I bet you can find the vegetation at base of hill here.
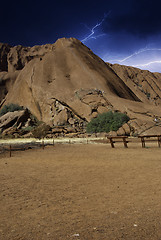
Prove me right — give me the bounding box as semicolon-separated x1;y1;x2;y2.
0;103;24;117
22;126;34;132
86;111;130;133
31;122;51;139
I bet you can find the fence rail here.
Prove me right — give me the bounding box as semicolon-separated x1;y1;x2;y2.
1;135;161;157
107;135;161;148
0;141;54;157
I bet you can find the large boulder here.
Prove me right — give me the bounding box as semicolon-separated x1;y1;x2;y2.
53;109;68;126
0;109;39;138
122;123;131;136
0;109;30;131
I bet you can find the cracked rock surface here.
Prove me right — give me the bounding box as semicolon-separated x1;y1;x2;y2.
1;38;161;136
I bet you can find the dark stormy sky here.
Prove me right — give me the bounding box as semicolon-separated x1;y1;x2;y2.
1;0;161;72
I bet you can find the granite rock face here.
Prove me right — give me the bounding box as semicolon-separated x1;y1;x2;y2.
1;38;161;136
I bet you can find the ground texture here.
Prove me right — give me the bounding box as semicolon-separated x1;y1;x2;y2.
0;144;161;240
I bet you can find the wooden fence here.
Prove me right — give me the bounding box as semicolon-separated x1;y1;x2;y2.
1;135;161;157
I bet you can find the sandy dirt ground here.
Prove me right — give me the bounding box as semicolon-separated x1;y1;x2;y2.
1;143;161;240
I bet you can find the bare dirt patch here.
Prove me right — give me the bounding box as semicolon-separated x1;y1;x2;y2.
0;144;161;240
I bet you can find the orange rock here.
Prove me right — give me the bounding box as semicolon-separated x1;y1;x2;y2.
1;38;161;135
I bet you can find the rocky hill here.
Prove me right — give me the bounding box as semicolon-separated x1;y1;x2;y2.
1;38;161;137
107;63;161;106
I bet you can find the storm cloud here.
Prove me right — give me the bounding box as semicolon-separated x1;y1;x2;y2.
102;0;161;37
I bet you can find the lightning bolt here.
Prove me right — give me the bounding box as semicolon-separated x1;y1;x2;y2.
106;47;161;71
81;13;110;43
133;60;161;67
110;48;161;63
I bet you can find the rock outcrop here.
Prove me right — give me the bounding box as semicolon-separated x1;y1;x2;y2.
0;42;54;73
106;63;161;135
0;43;11;72
0;109;38;137
1;37;161;136
1;38;140;123
107;63;161;106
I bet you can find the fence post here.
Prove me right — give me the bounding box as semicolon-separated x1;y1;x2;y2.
158;136;161;148
42;139;45;149
9;145;12;157
123;137;128;148
53;138;55;146
109;137;115;148
141;137;145;148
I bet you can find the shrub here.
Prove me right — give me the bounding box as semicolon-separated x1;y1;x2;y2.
86;111;130;133
32;122;51;139
22;126;35;132
0;103;24;117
